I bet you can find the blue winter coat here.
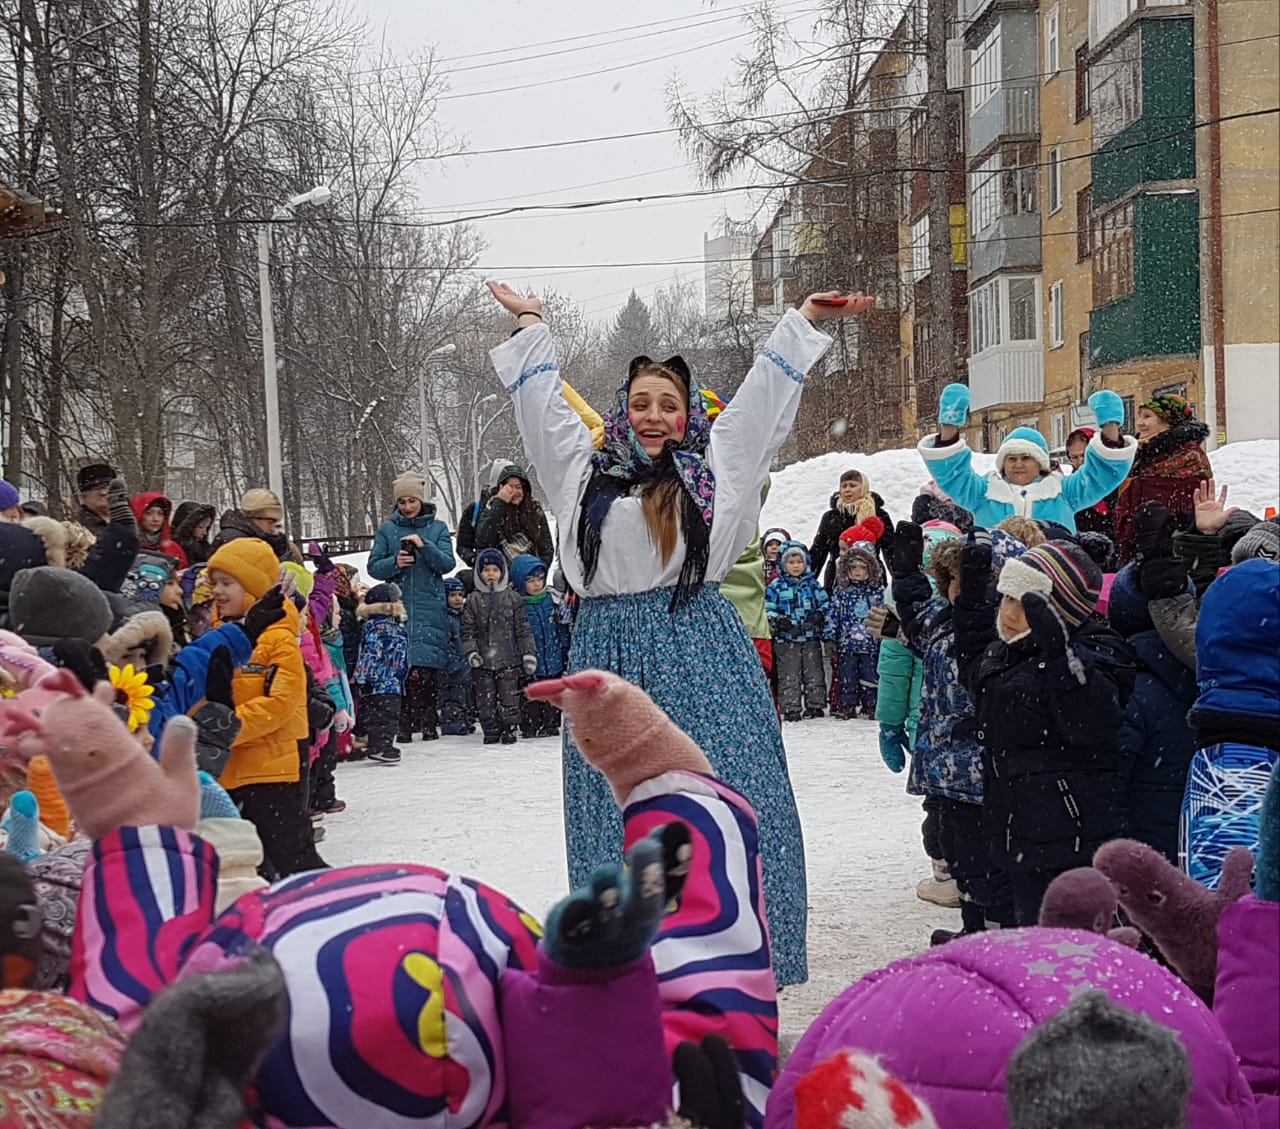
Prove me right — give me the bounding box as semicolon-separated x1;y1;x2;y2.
918;431;1136;532
508;552;567;678
148;622;254;738
825;582;885;654
1118;630;1198;863
765;543;830;643
367;506;457;669
353;612;409;696
901;595;985;804
443;609;468;675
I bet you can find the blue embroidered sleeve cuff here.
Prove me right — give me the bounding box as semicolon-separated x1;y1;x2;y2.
761;347;807;385
506;360;558;395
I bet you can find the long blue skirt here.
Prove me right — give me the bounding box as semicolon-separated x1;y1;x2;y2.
563;583;809;986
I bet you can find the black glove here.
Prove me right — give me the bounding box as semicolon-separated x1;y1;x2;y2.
1133;500;1177;563
308;688;336;734
774;615;794;635
674;1035;744;1129
107;477;137;532
1021;591;1070;658
191;701;241;777
958;529;993;607
891;521;924;580
1138;556;1190;601
242;586;287;644
803;611;824;632
205;645;235;708
51;637;108;692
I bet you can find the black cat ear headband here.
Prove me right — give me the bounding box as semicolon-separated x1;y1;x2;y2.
627;354;692;387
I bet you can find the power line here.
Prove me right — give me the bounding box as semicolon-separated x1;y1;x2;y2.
69;105;1274;233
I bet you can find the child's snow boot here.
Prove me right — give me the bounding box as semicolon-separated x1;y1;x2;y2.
916;859;962;908
500;731;517;745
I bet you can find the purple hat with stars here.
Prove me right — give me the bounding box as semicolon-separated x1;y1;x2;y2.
765;927;1254;1129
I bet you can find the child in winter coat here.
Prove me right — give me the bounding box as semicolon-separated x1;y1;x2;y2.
825;540;884;718
461;549;536;745
205;537;326;877
438;577;474;736
761;527;789;588
510;553;569;738
765;541;829;721
353;582;409;766
956;538;1135;925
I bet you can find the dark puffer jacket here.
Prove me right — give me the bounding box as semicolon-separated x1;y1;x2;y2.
1117;629;1198;863
473;464;554;567
809;491;893;591
959;615;1136;871
173;501;217;566
213;508;294;562
460;550;535;672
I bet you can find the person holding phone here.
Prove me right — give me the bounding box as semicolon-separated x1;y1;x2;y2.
485;281;874;987
367;472;457;744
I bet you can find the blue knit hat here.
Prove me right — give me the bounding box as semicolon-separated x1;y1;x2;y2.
443;576;465;595
1107;564;1152;638
996;427;1051;474
0;480;19;511
365;581;401;606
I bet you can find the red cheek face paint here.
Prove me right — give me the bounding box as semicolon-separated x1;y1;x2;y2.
676;416;686;434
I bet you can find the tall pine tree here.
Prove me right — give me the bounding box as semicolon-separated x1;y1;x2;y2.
607;290;653;370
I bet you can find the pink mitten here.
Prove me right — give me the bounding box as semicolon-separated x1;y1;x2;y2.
526;670;711;803
23;681;200;839
1093;839;1254;1003
1040;867;1141;948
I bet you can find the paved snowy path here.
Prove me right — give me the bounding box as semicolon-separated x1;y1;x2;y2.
321;715;939;1038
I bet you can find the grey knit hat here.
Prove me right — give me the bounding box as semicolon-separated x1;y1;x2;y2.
1231;517;1280;565
1006;990;1192;1129
8;566;113;646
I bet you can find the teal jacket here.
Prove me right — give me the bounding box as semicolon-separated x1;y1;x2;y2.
875;637;923;747
368;506;457;669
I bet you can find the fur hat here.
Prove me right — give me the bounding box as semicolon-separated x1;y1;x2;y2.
0;523;46;591
1231;517;1279;564
101;608;174;668
76;463;116;494
207;537;280;602
995;427;1052;474
839;514;885;550
1006;990;1192;1129
8;568;113;646
998;541;1102;628
392;471;427;503
838;542;882;586
995;514;1047;549
0;481;18;512
364;581;401;606
238;487;284;522
20;516;94;571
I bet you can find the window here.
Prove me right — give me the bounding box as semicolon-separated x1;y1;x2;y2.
1049;280;1065;348
970;143;1038;236
909;214;931;281
1008;277;1039;341
1121;394;1136;435
1044;6;1060;78
1093;198;1135;305
1076;184;1093;260
968;275;1041;356
752;243;773;283
1047;147;1063;214
1052;411;1067;450
909;108;927;163
971;24;1002;110
1092;29;1142;146
914;319;936;381
901;354;915;402
1074;42;1091;120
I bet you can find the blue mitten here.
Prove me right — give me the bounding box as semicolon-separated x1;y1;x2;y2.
198;771;241;821
938;383;971;427
3;791;42;863
878;725;909;773
1088;389;1125;427
543;822;692;969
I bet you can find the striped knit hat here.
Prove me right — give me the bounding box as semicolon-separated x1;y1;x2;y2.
997;541;1102;627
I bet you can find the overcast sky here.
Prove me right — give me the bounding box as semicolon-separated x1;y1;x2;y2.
354;0;802;321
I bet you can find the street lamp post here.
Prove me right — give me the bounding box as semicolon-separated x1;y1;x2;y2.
258;184;332;502
419;342;456;476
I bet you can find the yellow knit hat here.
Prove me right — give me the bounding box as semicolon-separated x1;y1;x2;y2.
207;538;279;601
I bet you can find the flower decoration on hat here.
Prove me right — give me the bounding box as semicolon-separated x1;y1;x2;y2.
108;664;156;732
1141;393;1193;426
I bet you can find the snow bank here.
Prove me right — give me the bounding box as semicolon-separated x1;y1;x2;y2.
761;438;1278;538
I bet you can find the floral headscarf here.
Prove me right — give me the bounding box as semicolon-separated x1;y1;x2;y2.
578;355;716;611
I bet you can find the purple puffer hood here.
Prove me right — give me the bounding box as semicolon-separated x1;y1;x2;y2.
766;927;1259;1129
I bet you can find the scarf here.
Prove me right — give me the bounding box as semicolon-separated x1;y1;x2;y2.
1126;419;1211;482
577;355;715;612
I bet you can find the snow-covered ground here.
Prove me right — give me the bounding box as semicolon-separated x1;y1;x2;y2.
320;716;938;1039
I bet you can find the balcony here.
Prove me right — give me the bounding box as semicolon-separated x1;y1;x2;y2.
970;212;1042;281
967;344;1045;410
970;83;1039;157
962;0;1037;34
1090;0;1185;50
